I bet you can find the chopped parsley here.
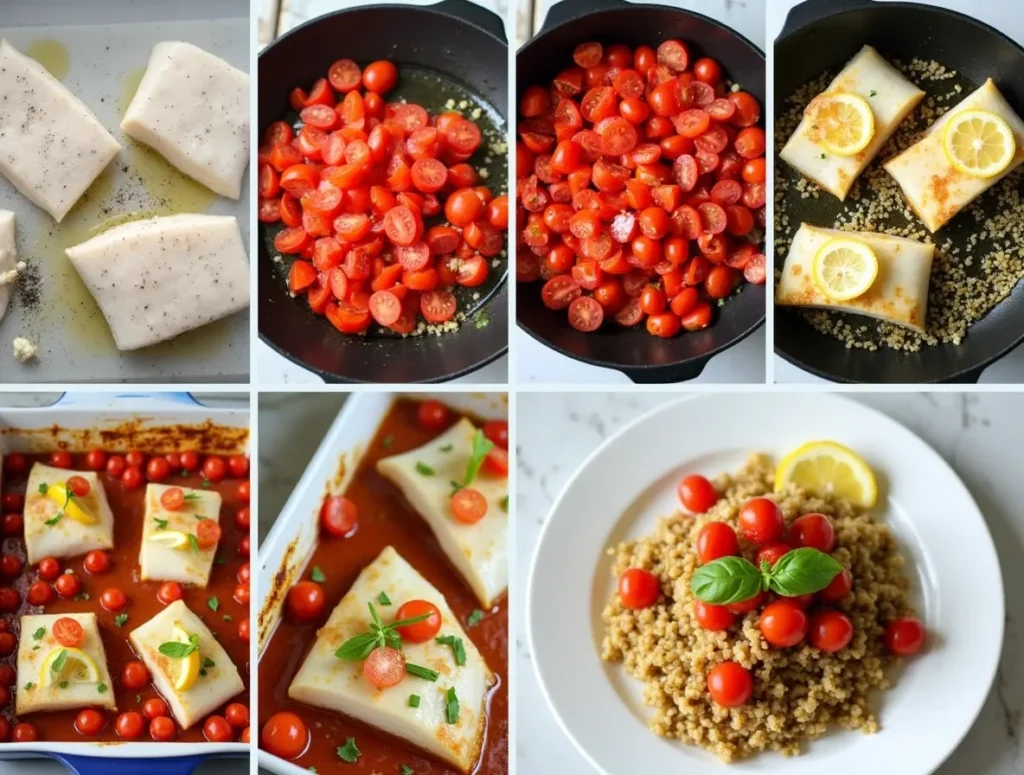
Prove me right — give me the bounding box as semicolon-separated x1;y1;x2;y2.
381;434;394;449
184;492;200;501
870;89;877;97
406;663;439;682
377;591;391;606
44;513;63;526
32;627;45;641
445;687;460;724
114;614;128;627
401;766;414;775
500;494;508;512
408;694;420;708
154;518;169;530
38;483;48;494
436;635;466;666
466;609;484;627
415;461;435;476
207;596;220;612
23;682;34;691
450;480;463;495
98;683;108;694
59;681;69;689
439;444;453;453
311;566;326;583
336;737;361;763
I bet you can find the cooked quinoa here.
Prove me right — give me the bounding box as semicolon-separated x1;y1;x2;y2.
774;59;1024;352
601;455;915;761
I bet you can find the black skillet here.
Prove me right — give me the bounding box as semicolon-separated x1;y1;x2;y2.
258;1;508;384
775;0;1024;384
516;0;766;384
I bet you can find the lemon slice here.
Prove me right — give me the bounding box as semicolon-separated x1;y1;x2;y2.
39;647;100;687
775;441;877;508
812;92;875;156
149;530;190;550
171;625;201;692
44;483;96;525
942;109;1016;178
812;238;879;301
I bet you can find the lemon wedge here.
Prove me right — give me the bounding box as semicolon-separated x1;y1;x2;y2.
149;530;191;550
39;647;100;687
943;109;1016;178
775;441;878;508
812;238;879;301
44;483;96;525
811;92;875;156
170;625;201;692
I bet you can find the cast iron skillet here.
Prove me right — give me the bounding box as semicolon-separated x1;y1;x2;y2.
775;0;1024;383
258;1;508;383
516;0;766;383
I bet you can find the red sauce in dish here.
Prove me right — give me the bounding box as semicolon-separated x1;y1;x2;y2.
0;450;250;743
258;399;508;773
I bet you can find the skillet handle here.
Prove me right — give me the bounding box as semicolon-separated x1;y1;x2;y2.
779;0;877;38
942;368;984;385
620;356;711;384
539;0;629;34
433;0;507;42
52;754;208;775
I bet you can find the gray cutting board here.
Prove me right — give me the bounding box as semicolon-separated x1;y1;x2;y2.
0;0;250;383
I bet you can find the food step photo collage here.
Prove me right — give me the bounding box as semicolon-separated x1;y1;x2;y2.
0;0;1022;774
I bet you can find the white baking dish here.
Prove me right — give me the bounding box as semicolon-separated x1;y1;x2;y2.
0;392;250;775
257;391;507;775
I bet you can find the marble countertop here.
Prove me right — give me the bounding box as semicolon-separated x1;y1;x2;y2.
515;391;1024;773
256;0;509;385
516;0;767;384
772;0;1024;384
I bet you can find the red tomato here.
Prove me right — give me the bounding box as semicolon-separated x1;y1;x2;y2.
725;589;766;615
261;713;308;760
707;661;752;707
146;457;171;483
0;633;14;655
26;580;54;606
49;450;72;468
160;487;185;511
417;399;449;430
394;600;443;643
121;661;150;691
678;474;718;513
451;488;488;524
65;475;90;498
287;581;325;622
483;420;509;449
144;698;171;720
3;453;27;474
225;703;249;729
83;550;110;575
149;716;176;742
181;451;200;472
885;616;926;656
810;609;854;652
755;542;791;570
204;715;234;743
121;465;144;490
54;617;84;646
11;723;38;742
195;519;222;550
116;712;145;740
738;497;785;545
157;582;184;606
696;521;739;564
202;456;227;483
228;454;250;478
759;600;808;647
100;588;127;613
235;506;251;531
483;446;509;477
363;60;398;93
0;555;21;577
75;709;105;736
788;513;836;553
363;646;406;689
38;557;61;581
618;568;660;609
694;600;735;631
818;567;852;603
54;574;80;599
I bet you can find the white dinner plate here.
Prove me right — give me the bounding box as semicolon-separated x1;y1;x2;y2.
527;393;1003;775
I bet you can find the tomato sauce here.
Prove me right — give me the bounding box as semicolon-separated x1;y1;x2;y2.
0;450;250;743
259;399;508;774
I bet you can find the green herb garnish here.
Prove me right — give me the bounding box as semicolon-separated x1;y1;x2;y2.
311;566;326;583
114;614;128;627
207;597;220;612
401;766;414;775
439;444;453;453
445;687;460;724
415;461;435;476
23;682;34;691
406;663;439;682
50;649;68;675
690;548;843;604
408;695;420;708
38;483;48;494
500;495;508;512
870;89;877;97
98;683;108;694
188;533;200;554
334;603;431;661
378;591;391;606
382;435;394;449
467;609;484;627
154;518;169;530
59;681;69;689
32;627;45;641
158;634;200;659
45;513;63;526
435;635;466;666
337;738;361;763
463;430;494;486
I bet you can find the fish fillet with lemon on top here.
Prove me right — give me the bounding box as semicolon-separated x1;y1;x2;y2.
884;78;1024;232
775;223;935;333
780;45;925;200
23;464;115;565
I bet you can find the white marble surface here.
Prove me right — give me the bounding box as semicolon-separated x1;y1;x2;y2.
516;0;767;385
257;0;509;385
771;0;1024;384
0;390;249;775
515;391;1024;774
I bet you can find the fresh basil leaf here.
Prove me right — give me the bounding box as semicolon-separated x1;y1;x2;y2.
50;649;68;674
334;632;380;661
32;627;45;641
207;597;220;612
767;548;843;597
158;635;200;659
464;430;495;486
689;556;764;604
